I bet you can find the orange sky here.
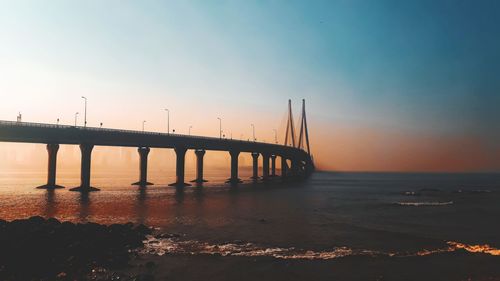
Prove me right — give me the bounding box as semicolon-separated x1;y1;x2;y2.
1;119;499;173
1;1;499;173
311;124;500;172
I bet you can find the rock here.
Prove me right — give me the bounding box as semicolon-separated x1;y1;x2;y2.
28;215;45;224
0;217;149;280
47;217;61;225
135;224;152;235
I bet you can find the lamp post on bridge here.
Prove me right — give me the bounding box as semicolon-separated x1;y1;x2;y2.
81;96;87;127
74;112;79;126
142;120;146;132
164;108;169;135
189;125;192;136
251;124;256;142
217;117;222;139
273;129;278;144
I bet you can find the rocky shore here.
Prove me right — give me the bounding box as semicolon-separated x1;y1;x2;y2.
0;216;151;280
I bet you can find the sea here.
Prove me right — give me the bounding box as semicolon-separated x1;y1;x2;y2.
1;169;499;280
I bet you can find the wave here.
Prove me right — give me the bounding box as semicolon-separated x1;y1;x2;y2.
454;189;492;194
403;191;419;196
140;236;500;260
396;201;453;206
140;236;377;259
418;188;441;192
447;241;500;256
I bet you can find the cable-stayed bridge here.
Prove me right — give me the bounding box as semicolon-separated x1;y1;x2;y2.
0;100;314;191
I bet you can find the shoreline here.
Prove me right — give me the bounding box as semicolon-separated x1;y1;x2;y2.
1;217;500;280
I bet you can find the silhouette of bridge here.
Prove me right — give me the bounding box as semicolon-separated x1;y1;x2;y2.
0;100;314;191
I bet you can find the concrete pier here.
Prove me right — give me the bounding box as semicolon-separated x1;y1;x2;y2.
270;154;277;177
169;147;191;187
191;149;207;183
291;158;300;177
262;153;270;180
281;157;288;179
251;152;259;180
70;144;99;192
227;150;242;184
132;147;153;187
36;143;64;189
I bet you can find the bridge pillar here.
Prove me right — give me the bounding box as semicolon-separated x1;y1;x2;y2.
132;147;153;187
70;144;99;192
37;144;64;189
291;158;300;177
226;150;242;184
262;153;270;180
281;156;288;179
191;149;207;183
169;147;191;187
251;152;259;180
270;154;277;177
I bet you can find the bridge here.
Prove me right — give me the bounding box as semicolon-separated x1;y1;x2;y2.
0;100;314;192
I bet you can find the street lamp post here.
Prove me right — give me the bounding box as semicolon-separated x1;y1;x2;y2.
81;96;87;127
217;117;222;139
74;112;79;126
251;124;256;141
189;125;192;136
273;129;278;144
142;120;146;132
164;109;169;135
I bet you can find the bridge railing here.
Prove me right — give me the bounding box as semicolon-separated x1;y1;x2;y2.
0;120;287;147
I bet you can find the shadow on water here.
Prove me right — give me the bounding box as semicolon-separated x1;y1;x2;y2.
174;187;185;204
78;192;90;222
136;187;148;225
43;189;56;218
193;186;205;203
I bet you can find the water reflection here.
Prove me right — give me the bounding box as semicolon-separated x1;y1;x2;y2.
174;187;185;204
2;172;499;261
135;187;148;225
43;190;56;218
193;187;205;203
78;192;90;222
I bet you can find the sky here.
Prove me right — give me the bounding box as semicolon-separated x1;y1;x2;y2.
0;0;499;172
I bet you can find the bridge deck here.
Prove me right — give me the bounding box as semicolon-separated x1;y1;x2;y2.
0;120;307;158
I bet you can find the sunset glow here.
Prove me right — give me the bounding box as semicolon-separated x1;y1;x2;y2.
1;0;499;172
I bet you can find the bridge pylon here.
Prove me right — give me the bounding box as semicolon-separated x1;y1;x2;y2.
297;99;311;155
284;99;296;147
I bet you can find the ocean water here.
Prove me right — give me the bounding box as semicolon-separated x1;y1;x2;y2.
1;170;499;279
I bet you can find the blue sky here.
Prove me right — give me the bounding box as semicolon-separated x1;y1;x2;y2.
1;0;499;171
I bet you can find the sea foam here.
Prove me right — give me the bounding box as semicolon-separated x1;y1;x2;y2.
140;235;500;260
